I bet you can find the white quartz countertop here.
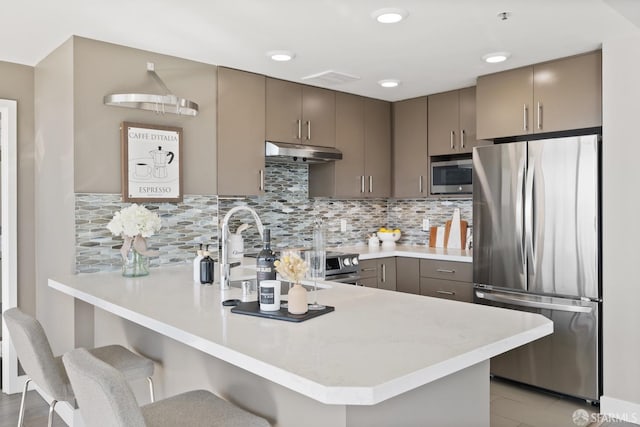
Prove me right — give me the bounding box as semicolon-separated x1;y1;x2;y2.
334;244;472;262
49;264;550;405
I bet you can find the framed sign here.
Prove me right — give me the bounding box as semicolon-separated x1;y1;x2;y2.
121;122;183;203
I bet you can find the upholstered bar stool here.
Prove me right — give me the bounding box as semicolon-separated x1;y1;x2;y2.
3;308;155;427
63;347;271;427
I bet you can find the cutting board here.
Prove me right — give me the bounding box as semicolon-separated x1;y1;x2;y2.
429;220;468;248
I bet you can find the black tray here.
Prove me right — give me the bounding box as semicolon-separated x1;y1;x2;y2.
231;301;334;323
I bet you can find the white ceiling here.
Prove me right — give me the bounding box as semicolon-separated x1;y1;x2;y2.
2;0;638;101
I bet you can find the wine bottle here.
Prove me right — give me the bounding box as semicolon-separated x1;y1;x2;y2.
256;229;276;296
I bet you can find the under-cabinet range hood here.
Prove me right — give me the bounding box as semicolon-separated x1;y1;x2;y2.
265;141;342;163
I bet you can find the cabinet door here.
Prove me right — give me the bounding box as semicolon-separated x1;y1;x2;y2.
476;67;534;140
302;86;336;147
364;99;391;197
396;257;420;294
419;259;472;282
428;90;460;156
266;78;302;144
419;277;473;303
533;51;602;133
458;86;482;154
378;257;397;291
217;68;266;196
333;93;365;197
393;97;428;198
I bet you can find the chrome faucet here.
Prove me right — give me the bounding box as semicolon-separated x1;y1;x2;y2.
220;206;264;290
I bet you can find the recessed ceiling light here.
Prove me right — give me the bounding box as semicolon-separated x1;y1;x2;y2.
482;52;511;63
378;79;400;88
371;8;408;24
267;50;295;62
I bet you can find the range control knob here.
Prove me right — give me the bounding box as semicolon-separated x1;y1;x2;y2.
352;257;359;265
343;257;351;266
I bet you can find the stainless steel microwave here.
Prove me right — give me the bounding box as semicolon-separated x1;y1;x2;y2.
430;158;473;195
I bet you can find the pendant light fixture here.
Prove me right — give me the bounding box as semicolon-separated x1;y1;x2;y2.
103;62;199;116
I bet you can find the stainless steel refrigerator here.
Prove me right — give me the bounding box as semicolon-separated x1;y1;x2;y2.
473;134;601;402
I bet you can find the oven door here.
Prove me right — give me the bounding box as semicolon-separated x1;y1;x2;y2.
431;158;473;194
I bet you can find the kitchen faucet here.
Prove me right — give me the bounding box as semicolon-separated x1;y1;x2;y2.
220;206;264;290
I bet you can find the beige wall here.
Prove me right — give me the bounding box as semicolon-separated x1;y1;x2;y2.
602;32;640;412
0;61;36;316
34;39;77;354
72;37;217;195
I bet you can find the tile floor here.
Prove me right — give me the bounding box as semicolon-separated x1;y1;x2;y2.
491;378;637;427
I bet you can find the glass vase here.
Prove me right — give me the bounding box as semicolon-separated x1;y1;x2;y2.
122;246;150;277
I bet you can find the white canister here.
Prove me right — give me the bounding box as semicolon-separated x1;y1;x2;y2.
229;234;244;260
259;280;281;311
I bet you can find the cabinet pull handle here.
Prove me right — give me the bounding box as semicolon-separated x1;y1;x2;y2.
361;176;365;193
436;290;455;296
361;267;376;272
450;131;455;149
419;175;423;193
537;102;542;130
381;264;386;282
460;129;465;149
297;119;302;139
523;104;528;131
369;176;373;193
259;169;264;191
436;268;455;274
306;120;311;140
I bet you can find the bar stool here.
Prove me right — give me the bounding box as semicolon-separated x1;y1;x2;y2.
3;308;155;427
63;347;271;426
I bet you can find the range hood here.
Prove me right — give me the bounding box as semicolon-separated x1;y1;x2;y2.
265;141;342;163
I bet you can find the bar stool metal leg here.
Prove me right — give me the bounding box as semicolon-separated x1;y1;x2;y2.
147;377;155;402
47;400;58;427
17;377;31;427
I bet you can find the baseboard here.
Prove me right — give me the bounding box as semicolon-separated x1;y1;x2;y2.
600;395;640;425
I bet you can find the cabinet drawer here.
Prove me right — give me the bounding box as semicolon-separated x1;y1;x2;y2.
359;259;378;279
419;277;473;303
419;259;472;282
358;277;378;288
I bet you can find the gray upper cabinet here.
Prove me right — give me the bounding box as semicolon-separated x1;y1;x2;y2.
477;51;601;140
364;98;391;198
265;78;335;147
217;67;266;196
428;87;479;156
392;97;428;198
309;93;390;198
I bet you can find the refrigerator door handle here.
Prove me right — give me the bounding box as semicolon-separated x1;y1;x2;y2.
475;290;593;313
516;158;526;268
525;154;535;274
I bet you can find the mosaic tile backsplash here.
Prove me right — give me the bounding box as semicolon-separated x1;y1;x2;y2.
76;162;471;272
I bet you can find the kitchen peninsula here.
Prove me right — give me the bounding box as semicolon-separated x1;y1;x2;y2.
49;263;551;427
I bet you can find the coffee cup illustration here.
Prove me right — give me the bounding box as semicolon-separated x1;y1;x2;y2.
135;163;152;178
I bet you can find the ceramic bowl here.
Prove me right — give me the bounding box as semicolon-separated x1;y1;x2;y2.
378;231;401;244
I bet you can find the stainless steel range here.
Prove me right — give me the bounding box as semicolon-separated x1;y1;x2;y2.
324;251;360;284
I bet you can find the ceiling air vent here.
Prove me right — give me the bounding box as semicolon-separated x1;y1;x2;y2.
301;70;360;86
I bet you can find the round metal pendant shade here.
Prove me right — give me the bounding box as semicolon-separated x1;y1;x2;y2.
103;93;198;116
103;62;199;116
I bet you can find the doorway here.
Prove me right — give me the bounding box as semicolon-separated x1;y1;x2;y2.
0;99;19;393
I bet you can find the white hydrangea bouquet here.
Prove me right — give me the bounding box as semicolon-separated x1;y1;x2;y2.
107;204;162;275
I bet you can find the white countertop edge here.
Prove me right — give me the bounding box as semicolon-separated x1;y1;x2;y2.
337;245;472;263
49;277;550;406
358;250;472;262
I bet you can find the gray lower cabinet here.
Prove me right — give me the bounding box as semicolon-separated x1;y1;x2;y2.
358;258;396;291
396;257;420;294
419;259;473;303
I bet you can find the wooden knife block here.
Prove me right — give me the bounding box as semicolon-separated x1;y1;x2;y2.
429;220;468;248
